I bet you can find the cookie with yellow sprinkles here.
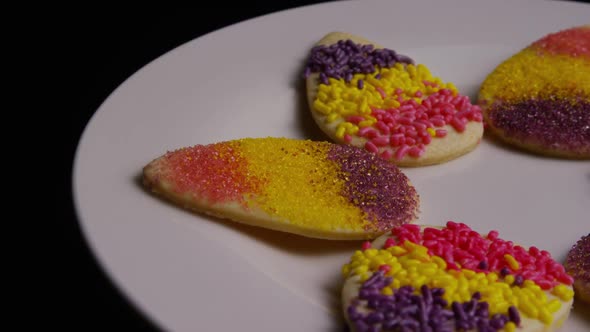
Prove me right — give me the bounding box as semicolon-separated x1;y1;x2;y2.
303;32;484;167
341;222;575;331
143;137;419;240
478;25;590;159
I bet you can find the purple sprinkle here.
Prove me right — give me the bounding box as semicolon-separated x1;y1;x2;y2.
514;275;524;286
490;314;507;329
375;73;381;79
508;306;521;326
478;260;489;270
327;144;418;232
472;292;482;301
500;267;511;276
303;39;414;83
358;79;364;89
366;311;384;324
489;99;590;156
355;319;370;332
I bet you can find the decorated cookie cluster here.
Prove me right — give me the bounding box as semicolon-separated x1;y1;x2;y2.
342;222;574;331
304;39;483;161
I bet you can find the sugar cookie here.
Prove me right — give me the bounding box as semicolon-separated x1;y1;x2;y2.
478;25;590;159
143;137;419;240
341;222;574;331
304;32;484;167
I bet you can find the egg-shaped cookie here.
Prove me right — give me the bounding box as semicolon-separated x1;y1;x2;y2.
143;137;419;240
478;25;590;159
304;32;484;167
341;222;575;331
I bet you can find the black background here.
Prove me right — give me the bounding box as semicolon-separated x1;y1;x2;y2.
57;2;337;331
58;1;588;331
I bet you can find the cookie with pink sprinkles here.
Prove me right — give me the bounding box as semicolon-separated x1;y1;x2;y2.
143;137;419;240
303;32;484;167
341;222;575;332
478;25;590;159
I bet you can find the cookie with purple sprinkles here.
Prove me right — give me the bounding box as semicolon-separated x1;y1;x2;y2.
478;25;590;159
304;32;484;167
565;234;590;304
341;222;575;331
143;137;419;240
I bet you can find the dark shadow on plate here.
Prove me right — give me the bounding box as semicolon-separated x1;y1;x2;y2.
322;270;351;332
135;173;363;256
291;51;332;142
572;298;590;325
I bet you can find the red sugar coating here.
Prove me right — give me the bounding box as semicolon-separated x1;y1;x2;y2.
531;26;590;58
161;143;263;204
389;222;573;289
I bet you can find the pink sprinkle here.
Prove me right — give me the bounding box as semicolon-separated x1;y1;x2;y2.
379;264;392;273
408;146;425;157
395;88;403;95
406;129;418;138
365;141;379;153
435;129;447;138
413;122;427;131
390;135;404;147
362;241;372;250
431;118;445;127
414;90;423;98
405;137;416;145
384;237;396;248
376;87;387;99
450;117;466;132
422;133;432;144
343;134;352;143
487;230;499;240
416;119;434;128
394;144;410;160
375;121;390;135
358;127;373;137
366;129;378;139
380;149;393;160
372;136;390;147
399;104;414;112
455;109;473;119
398;117;412;125
346;115;365;124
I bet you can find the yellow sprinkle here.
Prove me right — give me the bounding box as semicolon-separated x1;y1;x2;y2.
504;254;520;270
358;120;374;127
426;127;436;137
505;322;516;332
552;284;574;301
313;100;331;114
354;265;368;275
382;286;393;296
431;256;447;270
520;301;539;318
389;245;407;256
547;299;561;313
505;274;515;285
335;125;346;139
539;307;553;325
326;113;339;123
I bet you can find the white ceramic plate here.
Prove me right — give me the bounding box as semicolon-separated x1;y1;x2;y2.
73;0;590;331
